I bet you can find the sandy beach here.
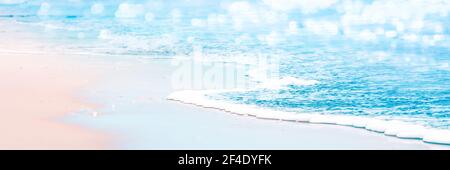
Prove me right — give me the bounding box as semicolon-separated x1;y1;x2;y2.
1;20;449;150
0;23;108;149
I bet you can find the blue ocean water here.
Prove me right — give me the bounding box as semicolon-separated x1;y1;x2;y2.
1;0;450;129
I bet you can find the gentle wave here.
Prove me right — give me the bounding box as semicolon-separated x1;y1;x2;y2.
167;90;450;145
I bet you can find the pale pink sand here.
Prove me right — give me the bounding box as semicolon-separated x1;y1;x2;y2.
0;24;109;149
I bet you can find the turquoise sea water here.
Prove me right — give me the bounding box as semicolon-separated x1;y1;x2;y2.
1;0;450;130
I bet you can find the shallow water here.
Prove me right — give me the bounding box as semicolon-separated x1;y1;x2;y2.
2;0;450;130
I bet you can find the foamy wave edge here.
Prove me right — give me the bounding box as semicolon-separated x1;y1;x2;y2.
167;90;450;145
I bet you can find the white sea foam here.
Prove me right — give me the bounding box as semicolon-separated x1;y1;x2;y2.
351;117;370;128
167;90;450;145
424;130;450;145
309;115;338;124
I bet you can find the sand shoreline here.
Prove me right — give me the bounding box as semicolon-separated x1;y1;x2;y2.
0;22;109;149
2;20;449;150
65;57;449;150
167;90;450;146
